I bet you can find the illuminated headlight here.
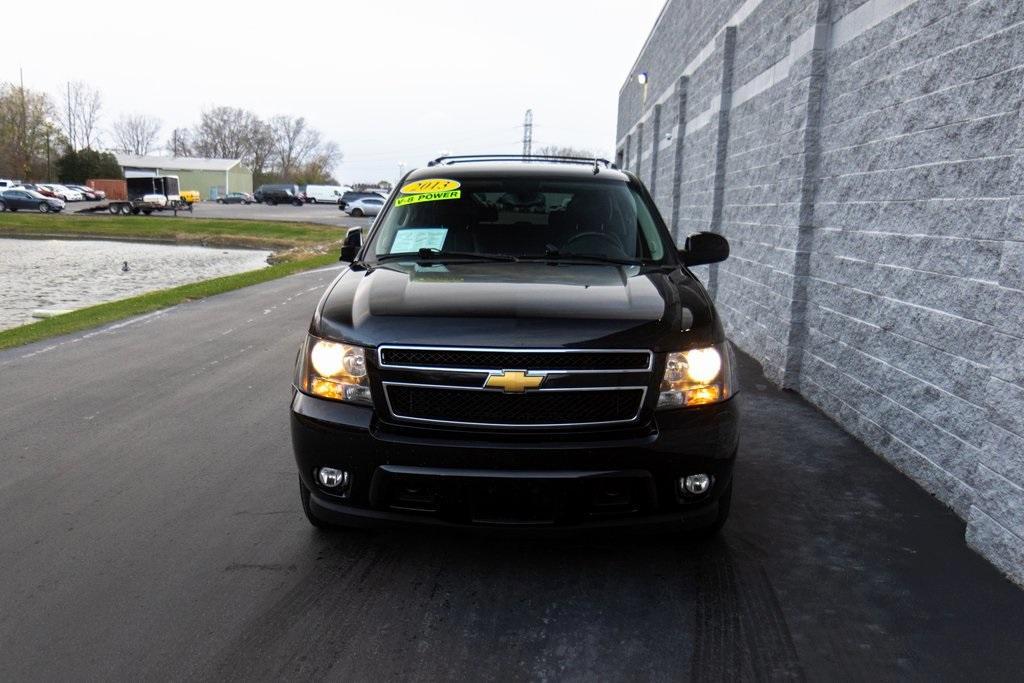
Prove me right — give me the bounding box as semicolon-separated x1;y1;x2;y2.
297;334;372;404
658;342;736;409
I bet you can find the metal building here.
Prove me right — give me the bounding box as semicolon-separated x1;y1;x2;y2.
113;154;253;200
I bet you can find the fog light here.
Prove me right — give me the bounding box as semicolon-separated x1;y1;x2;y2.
682;474;712;495
317;467;349;488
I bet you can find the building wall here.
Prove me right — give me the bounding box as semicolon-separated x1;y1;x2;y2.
617;0;1024;584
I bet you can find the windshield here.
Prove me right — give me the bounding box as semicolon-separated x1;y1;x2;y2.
366;178;671;264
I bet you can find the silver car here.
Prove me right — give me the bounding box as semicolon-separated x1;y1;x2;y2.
344;196;385;217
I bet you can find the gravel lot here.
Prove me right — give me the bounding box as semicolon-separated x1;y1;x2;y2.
68;200;374;229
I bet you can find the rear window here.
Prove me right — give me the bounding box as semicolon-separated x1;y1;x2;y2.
368;178;669;263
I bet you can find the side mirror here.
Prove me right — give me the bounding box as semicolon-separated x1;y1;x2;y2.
340;226;362;262
680;232;729;266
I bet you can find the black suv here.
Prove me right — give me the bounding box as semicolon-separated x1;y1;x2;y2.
291;155;738;535
254;184;304;206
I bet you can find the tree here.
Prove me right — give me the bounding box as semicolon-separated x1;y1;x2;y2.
56;148;123;183
111;114;161;155
166;128;192;156
270;115;342;182
56;81;102;151
191;106;262;159
533;145;602;159
0;83;60;179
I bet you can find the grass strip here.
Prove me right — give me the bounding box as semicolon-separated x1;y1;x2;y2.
0;253;339;351
0;213;346;250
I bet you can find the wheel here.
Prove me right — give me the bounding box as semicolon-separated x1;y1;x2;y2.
350;208;364;217
293;199;303;206
108;204;119;215
0;200;6;212
120;204;132;215
309;197;317;204
299;477;334;530
217;198;224;204
38;202;49;213
268;199;277;206
142;209;152;215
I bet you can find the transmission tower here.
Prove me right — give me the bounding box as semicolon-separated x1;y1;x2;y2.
522;109;533;157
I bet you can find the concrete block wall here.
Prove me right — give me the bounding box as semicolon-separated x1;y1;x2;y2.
617;0;1024;585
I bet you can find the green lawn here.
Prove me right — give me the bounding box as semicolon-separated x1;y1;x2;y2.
0;253;339;351
0;213;345;251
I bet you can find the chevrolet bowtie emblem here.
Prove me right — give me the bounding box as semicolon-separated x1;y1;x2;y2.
484;370;545;393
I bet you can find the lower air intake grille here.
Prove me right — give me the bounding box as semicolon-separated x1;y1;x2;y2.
385;385;645;427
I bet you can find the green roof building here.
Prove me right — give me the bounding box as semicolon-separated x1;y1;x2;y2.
114;154;253;201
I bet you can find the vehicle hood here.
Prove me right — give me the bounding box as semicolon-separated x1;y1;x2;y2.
315;262;722;351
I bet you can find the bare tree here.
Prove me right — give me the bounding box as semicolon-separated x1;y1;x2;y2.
269;115;342;180
533;145;602;159
166;127;192;156
0;83;58;178
191;106;262;159
56;81;102;151
111;114;162;155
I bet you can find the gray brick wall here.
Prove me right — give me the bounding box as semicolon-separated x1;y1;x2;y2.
617;0;1024;585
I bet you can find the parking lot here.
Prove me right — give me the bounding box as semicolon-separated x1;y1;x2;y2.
68;200;374;229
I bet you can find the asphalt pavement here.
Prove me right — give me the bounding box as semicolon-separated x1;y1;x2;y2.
1;266;1023;680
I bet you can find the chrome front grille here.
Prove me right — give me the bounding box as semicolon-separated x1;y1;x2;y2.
377;346;652;428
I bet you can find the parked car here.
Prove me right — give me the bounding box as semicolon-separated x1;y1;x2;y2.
38;184;84;202
343;196;384;217
254;184;304;206
179;190;201;205
0;189;66;213
290;156;737;534
303;185;349;204
63;184;103;200
17;184;59;199
0;178;19;190
216;192;254;205
337;190;387;210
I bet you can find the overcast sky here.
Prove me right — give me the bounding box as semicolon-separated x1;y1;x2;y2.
1;0;664;185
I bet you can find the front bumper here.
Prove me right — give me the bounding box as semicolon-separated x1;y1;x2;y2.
290;391;739;531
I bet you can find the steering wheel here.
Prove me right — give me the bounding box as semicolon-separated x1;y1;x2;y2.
564;231;625;254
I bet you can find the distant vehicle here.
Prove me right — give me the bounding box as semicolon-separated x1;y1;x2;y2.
179;190;201;205
338;190;387;210
303;185;348;204
65;184;106;200
344;196;384;217
0;179;19;190
0;189;66;213
216;192;254;205
254;184;304;206
42;184;84;202
106;176;189;216
17;184;59;199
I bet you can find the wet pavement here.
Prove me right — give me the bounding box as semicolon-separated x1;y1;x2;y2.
0;266;1022;680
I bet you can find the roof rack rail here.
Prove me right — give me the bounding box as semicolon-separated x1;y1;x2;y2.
427;154;617;169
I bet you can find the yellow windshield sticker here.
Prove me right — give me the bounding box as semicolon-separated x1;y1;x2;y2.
400;178;461;194
395;189;461;207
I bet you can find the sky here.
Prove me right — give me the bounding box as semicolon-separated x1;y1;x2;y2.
1;0;665;185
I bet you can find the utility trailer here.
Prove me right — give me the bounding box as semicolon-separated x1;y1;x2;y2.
106;176;192;216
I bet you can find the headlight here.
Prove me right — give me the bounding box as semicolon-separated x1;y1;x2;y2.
657;342;735;409
296;334;372;405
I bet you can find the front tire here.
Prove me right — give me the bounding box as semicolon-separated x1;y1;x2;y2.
38;202;49;213
308;197;317;204
350;208;364;217
0;200;6;212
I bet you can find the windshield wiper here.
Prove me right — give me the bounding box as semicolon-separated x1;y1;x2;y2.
375;248;518;263
522;247;644;266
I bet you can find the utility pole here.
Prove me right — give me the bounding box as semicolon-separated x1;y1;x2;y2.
66;82;75;152
522;109;533;157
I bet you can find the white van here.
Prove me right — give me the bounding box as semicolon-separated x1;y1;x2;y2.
303;185;350;204
0;179;19;190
